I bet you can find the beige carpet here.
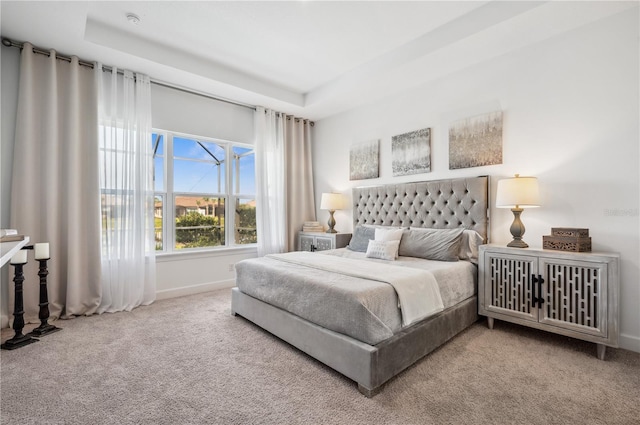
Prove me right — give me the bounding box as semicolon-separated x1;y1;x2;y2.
1;288;639;425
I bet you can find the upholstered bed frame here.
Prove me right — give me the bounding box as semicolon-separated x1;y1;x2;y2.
231;176;489;396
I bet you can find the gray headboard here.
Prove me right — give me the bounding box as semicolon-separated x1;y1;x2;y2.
352;176;489;241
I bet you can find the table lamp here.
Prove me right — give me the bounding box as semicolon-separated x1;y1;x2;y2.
496;174;540;248
320;193;346;234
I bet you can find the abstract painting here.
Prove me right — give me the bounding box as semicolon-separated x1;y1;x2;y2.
449;111;503;169
392;128;431;177
350;139;379;180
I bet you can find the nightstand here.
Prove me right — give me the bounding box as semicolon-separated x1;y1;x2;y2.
298;231;351;252
478;244;619;359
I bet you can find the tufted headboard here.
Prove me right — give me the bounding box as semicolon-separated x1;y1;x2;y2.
352;176;489;241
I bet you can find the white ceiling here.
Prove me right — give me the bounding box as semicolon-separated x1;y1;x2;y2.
1;1;635;120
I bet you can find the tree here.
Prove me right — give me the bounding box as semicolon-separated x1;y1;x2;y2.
235;204;257;244
175;211;223;248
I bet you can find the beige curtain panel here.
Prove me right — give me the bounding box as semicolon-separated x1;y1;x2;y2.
9;44;156;323
10;44;102;321
255;109;316;254
283;116;316;252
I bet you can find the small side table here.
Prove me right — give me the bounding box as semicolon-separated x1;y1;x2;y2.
478;244;619;360
298;231;351;252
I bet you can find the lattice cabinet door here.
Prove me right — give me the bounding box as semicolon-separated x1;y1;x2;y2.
299;235;315;252
314;236;334;252
482;252;539;323
539;258;608;338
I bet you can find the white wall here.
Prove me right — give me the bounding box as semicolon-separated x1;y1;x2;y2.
151;84;257;299
312;11;640;351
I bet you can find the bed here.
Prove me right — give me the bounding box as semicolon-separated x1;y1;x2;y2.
231;176;489;396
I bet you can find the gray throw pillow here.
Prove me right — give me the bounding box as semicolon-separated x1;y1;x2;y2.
347;225;376;252
398;228;464;261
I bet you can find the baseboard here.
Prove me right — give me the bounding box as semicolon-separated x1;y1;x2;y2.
155;279;235;301
619;333;640;353
1;314;8;329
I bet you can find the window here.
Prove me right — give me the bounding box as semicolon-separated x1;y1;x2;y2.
153;130;256;252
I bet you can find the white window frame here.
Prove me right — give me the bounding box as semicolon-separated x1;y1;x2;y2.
153;129;256;254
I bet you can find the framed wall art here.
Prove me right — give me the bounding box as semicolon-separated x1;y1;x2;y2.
350;139;379;180
392;127;431;177
449;111;503;169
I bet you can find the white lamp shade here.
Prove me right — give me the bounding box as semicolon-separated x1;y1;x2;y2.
496;176;540;208
320;193;346;210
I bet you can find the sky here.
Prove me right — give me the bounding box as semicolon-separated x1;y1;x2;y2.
152;133;256;196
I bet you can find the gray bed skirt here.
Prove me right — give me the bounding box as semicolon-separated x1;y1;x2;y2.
231;287;478;396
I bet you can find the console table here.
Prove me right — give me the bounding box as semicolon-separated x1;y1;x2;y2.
478;244;619;360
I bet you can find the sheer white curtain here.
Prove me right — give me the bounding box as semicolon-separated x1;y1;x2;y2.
10;44;102;320
254;108;316;254
255;107;286;256
96;66;156;313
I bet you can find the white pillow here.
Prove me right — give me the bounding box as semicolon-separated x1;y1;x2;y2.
366;240;400;261
375;227;404;242
459;230;484;264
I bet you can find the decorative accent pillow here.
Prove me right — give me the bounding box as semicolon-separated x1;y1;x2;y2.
399;228;464;261
459;230;484;264
346;225;376;252
375;227;404;242
365;240;400;261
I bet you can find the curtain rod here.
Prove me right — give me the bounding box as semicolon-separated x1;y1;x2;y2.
1;37;257;112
